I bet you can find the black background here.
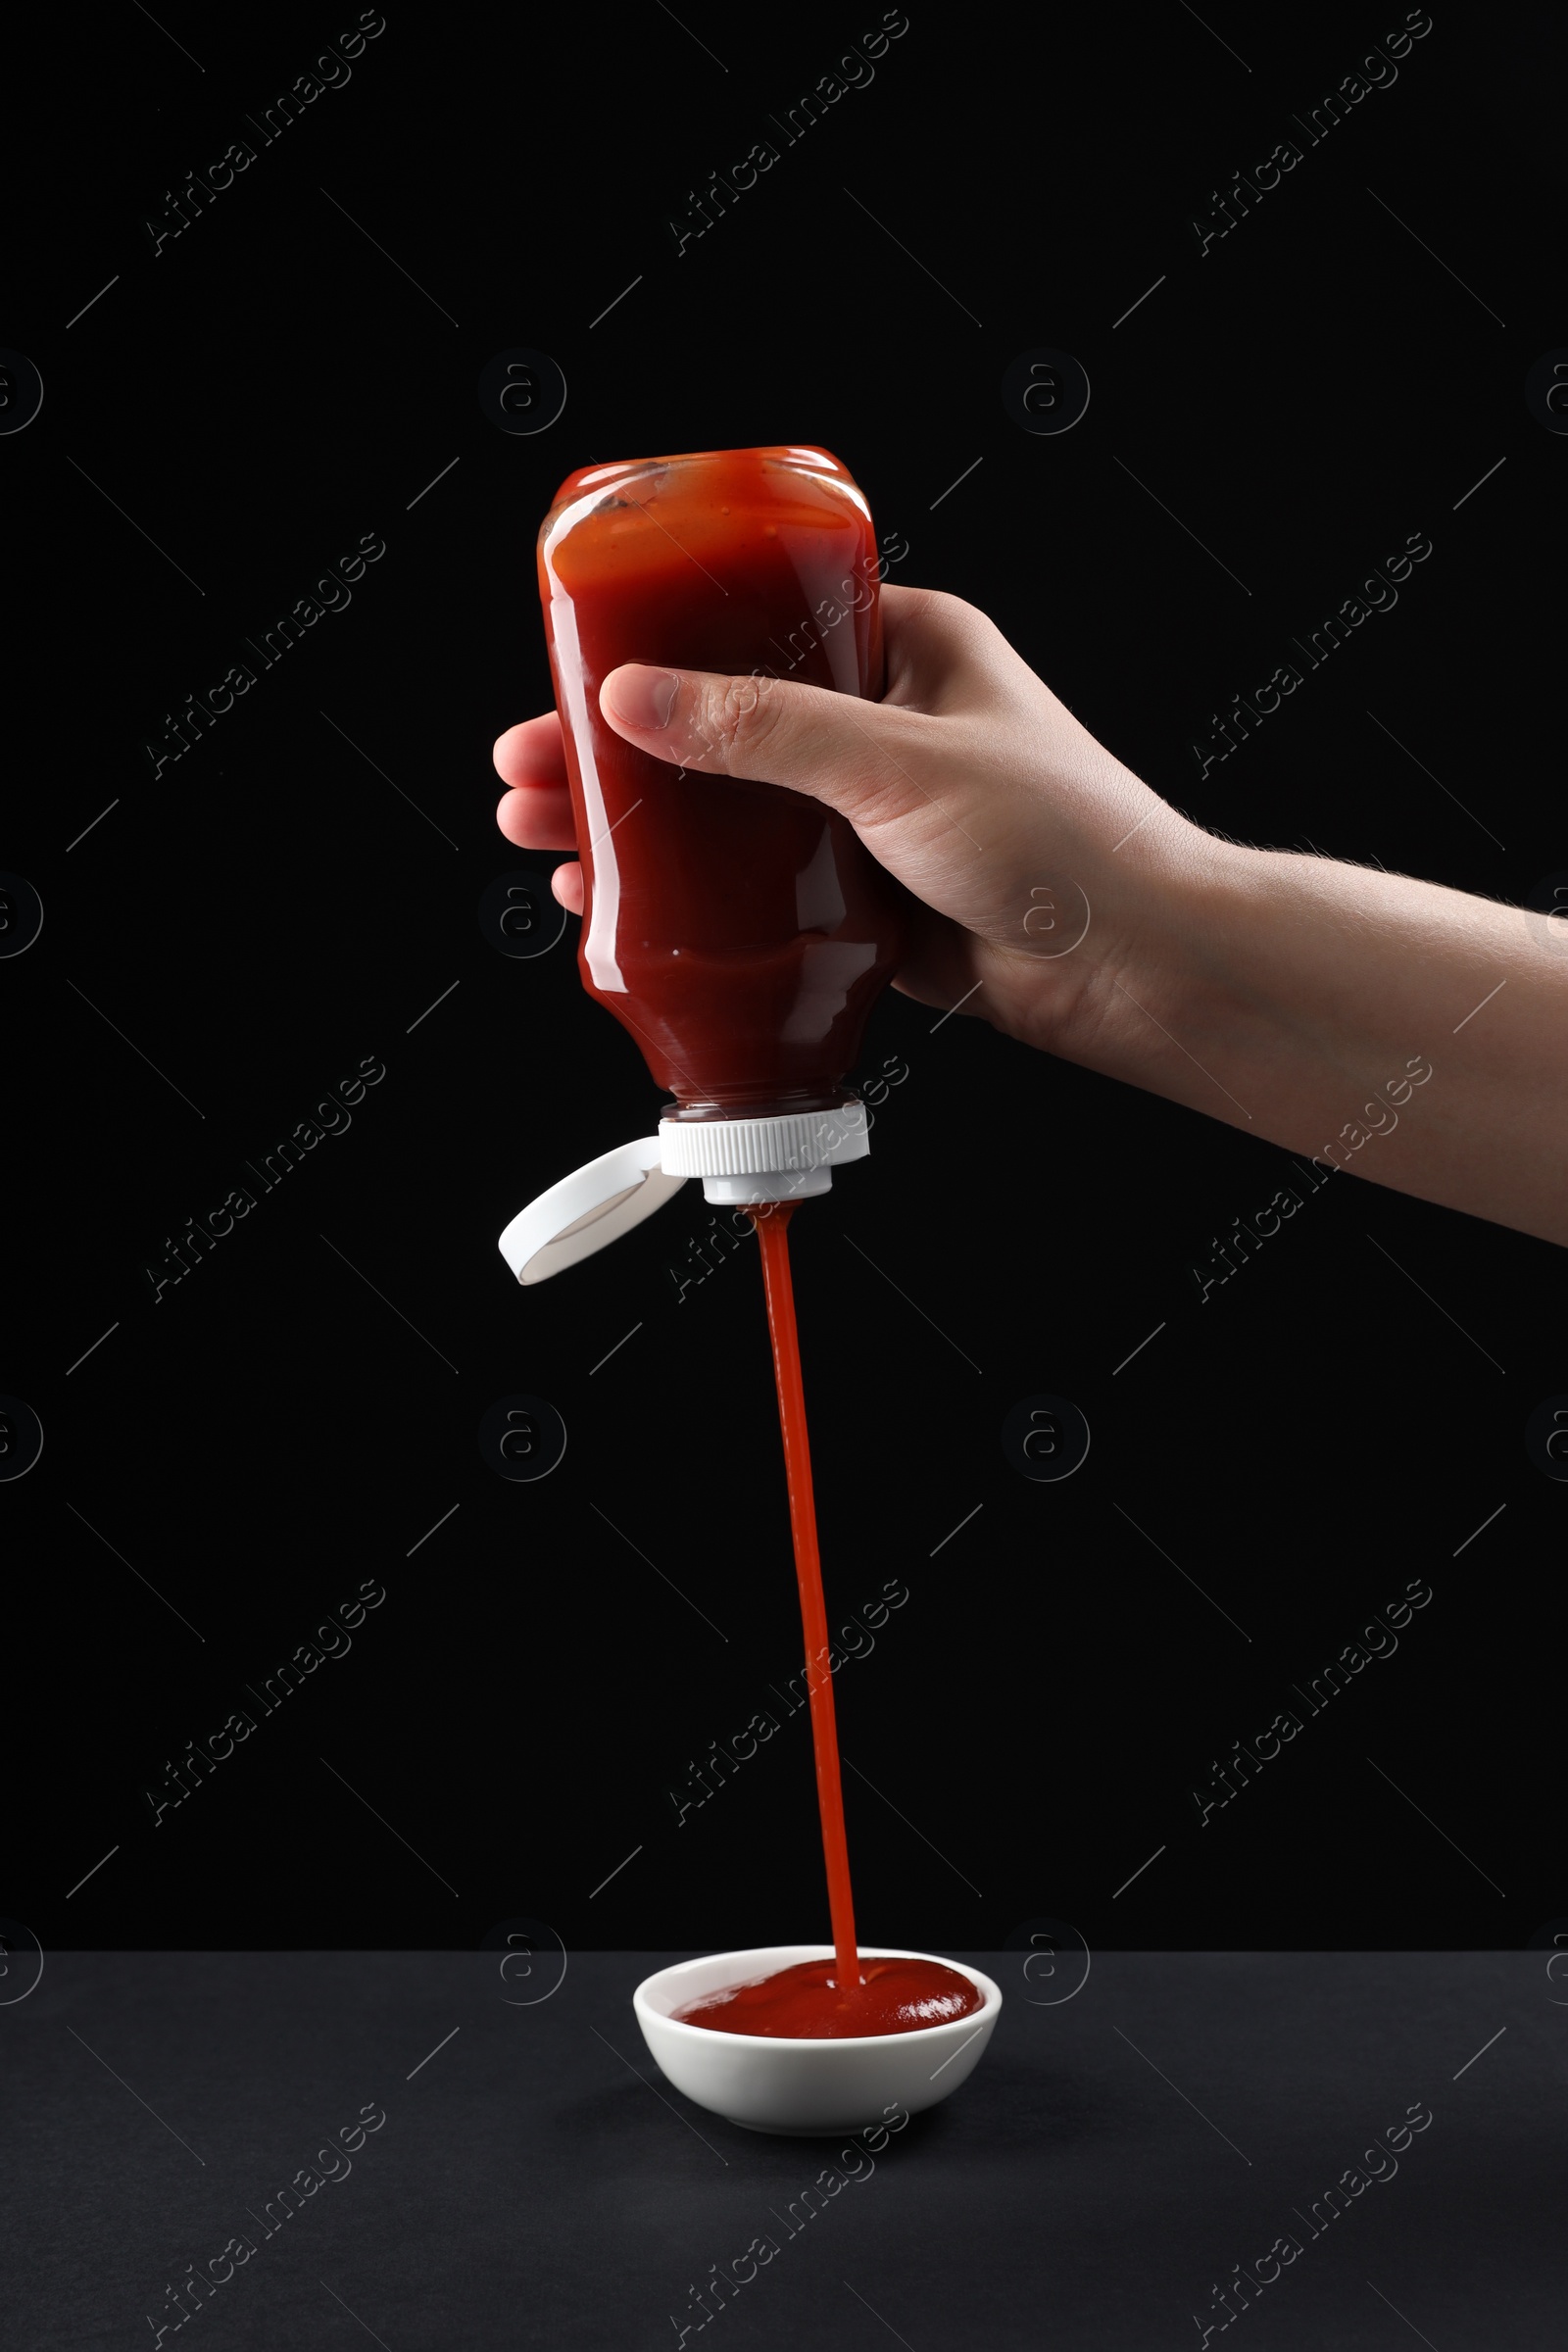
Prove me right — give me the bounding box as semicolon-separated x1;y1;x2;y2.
7;1;1564;1961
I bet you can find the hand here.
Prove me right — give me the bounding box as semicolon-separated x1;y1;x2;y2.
494;583;1218;1073
495;581;1568;1245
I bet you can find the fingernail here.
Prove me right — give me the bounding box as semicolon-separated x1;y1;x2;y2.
604;665;679;732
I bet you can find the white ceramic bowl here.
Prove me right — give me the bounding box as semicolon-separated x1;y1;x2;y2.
633;1944;1003;2135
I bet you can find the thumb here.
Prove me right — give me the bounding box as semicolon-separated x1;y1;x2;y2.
599;661;925;830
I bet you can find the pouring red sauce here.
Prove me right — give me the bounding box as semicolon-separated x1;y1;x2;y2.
668;1206;983;2041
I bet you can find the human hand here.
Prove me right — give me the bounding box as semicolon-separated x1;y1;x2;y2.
494;582;1223;1071
495;578;1568;1243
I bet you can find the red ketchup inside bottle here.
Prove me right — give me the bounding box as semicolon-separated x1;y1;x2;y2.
541;450;974;2040
537;446;905;1118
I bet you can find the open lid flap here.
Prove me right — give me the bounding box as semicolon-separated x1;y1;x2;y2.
499;1137;687;1285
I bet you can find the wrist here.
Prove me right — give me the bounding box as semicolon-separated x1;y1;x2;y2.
1004;814;1261;1095
1148;827;1264;1038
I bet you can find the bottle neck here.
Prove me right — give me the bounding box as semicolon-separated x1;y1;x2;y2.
662;1086;852;1123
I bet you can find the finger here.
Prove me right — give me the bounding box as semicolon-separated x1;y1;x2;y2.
552;860;584;914
877;582;1001;710
493;713;568;789
887;906;980;1012
496;785;577;850
493;715;575;849
598;658;957;842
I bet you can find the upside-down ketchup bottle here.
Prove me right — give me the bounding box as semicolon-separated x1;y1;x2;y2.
499;446;905;1281
496;450;924;2005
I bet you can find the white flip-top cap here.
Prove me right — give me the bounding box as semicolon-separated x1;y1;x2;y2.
498;1137;687;1284
499;1102;870;1284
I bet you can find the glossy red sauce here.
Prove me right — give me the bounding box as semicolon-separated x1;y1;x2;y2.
752;1204;857;1979
678;1205;984;2040
537;447;905;1116
674;1952;984;2040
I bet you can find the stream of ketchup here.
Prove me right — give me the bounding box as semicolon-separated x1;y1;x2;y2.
753;1203;858;1980
672;1204;984;2042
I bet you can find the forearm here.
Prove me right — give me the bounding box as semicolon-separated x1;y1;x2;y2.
1102;838;1568;1247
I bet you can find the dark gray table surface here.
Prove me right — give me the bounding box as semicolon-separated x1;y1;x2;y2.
6;1950;1562;2348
